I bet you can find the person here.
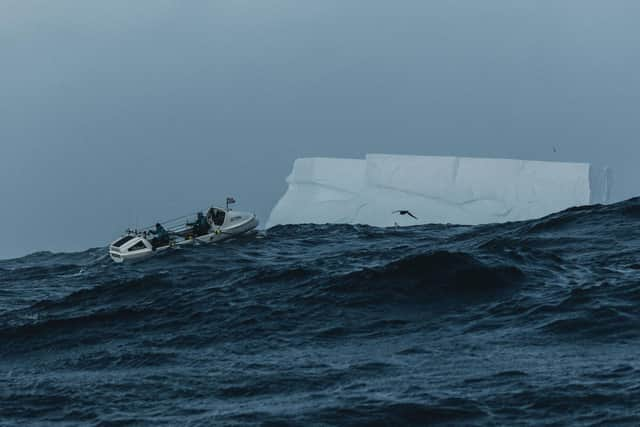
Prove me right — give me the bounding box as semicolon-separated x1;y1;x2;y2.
150;223;170;249
188;212;211;236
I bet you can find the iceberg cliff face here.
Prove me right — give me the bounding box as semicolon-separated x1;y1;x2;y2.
267;154;611;228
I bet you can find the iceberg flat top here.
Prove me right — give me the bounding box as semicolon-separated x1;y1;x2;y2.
267;154;611;228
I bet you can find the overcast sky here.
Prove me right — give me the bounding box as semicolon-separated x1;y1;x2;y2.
1;0;639;259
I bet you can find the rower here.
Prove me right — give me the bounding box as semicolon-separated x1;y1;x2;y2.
150;223;170;249
188;212;211;236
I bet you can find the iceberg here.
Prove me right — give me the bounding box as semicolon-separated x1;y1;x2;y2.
267;154;612;228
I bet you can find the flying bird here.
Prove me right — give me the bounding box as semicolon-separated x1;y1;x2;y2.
393;210;418;220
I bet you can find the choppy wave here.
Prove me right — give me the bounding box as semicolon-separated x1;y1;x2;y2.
1;199;640;425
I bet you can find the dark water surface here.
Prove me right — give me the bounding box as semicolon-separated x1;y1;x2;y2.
2;199;640;426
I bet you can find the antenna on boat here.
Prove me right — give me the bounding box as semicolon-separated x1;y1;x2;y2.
226;196;236;211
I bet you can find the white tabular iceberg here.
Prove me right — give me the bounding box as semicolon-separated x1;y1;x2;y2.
267;154;612;228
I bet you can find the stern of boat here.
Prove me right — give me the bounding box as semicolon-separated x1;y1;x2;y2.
109;234;154;263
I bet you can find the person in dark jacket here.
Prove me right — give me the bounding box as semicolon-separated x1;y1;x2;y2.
150;223;170;249
188;212;211;237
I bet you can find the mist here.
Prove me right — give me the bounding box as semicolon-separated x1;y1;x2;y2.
1;0;639;259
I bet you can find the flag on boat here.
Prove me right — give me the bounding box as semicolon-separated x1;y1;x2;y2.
226;197;236;205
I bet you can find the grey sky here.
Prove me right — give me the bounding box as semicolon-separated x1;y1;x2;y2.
1;0;639;259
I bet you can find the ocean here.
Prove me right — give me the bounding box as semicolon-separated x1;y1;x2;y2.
1;199;640;426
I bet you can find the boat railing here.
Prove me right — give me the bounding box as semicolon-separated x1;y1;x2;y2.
126;208;225;236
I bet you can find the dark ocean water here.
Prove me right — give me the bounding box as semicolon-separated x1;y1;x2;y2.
2;199;640;426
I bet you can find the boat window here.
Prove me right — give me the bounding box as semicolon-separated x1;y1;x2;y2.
213;209;226;226
113;235;134;247
130;241;147;251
